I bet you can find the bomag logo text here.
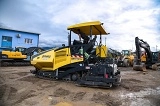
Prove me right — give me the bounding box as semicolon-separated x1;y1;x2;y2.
42;55;51;58
55;50;66;57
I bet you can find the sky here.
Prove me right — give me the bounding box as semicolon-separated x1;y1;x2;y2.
0;0;160;51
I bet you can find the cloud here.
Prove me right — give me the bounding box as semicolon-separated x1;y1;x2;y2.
0;22;10;28
0;0;160;51
39;39;66;47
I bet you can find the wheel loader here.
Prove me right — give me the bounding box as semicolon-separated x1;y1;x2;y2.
0;46;44;66
30;21;121;88
133;37;160;71
117;50;134;67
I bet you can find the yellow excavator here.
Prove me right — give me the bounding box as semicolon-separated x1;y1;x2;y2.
30;21;121;87
0;47;44;66
133;37;160;71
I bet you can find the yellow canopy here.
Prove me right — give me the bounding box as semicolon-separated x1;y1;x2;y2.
67;21;109;36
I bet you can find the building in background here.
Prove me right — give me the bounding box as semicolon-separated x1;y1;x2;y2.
0;27;40;49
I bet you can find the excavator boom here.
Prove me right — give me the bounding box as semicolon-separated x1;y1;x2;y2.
133;37;160;71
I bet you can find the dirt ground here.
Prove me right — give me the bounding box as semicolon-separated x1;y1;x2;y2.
0;66;160;106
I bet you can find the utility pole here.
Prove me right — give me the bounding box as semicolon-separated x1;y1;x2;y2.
156;45;158;52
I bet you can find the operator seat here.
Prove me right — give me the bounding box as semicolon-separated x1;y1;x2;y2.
73;40;83;45
71;40;83;54
71;36;97;59
83;36;97;64
83;35;97;54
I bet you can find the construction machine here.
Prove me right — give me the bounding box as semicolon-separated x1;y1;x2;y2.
0;46;44;66
133;37;160;71
117;50;134;67
108;48;121;59
30;21;121;88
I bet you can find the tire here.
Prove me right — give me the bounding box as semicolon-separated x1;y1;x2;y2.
114;74;121;86
71;73;80;81
123;59;129;67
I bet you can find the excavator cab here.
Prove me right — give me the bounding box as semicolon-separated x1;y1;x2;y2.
30;21;121;88
151;52;160;63
15;47;26;52
121;50;130;56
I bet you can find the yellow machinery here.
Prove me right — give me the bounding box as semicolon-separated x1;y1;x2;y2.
1;47;27;59
96;45;107;58
30;21;121;87
133;37;160;71
117;50;134;67
140;52;146;62
0;47;44;66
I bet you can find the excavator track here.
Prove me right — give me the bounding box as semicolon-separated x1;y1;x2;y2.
0;60;31;67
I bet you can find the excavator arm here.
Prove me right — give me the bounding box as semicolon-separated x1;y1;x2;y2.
135;37;152;64
133;37;152;71
23;47;44;56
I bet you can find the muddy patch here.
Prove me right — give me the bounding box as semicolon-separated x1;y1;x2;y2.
121;79;146;92
144;95;160;106
52;87;70;97
0;85;7;100
50;100;58;105
25;100;39;106
91;92;122;106
12;90;36;105
13;93;37;105
0;78;4;84
0;70;17;72
121;87;160;106
19;76;40;84
121;84;145;92
0;80;2;84
126;78;143;83
8;87;18;99
12;72;29;76
37;81;59;89
71;92;86;101
0;75;5;84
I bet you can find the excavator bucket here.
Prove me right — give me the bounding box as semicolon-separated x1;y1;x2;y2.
152;63;160;71
133;63;146;71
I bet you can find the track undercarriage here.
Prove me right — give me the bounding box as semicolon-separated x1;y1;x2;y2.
0;59;31;67
31;61;121;88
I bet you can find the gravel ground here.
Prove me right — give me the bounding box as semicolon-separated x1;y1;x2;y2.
0;66;160;106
